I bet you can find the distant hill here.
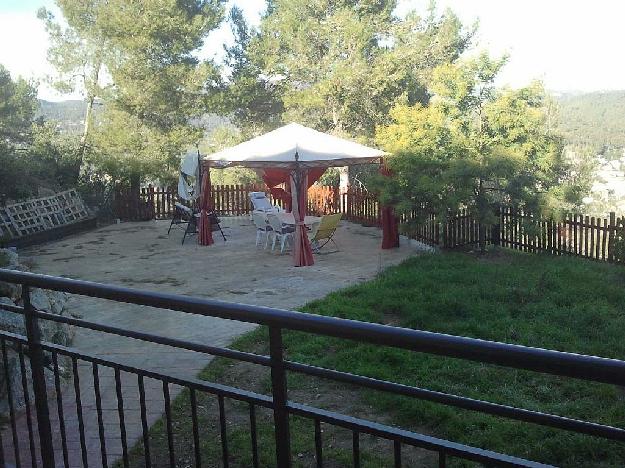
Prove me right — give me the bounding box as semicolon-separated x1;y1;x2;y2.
555;90;625;158
38;99;88;134
37;99;228;135
39;93;624;159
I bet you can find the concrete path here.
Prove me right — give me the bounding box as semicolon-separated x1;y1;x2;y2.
2;217;415;466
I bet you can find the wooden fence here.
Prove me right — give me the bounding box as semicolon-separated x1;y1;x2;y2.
308;185;341;216
341;189;381;226
113;184;624;264
116;184;342;220
501;208;625;263
115;184;270;220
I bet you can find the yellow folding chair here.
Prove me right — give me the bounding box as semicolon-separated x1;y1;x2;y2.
308;213;342;252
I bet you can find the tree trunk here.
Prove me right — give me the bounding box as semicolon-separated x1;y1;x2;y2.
478;222;486;253
77;58;102;167
491;206;501;247
129;174;141;221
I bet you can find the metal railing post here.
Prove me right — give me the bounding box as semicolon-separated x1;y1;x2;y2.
23;284;55;467
269;326;292;467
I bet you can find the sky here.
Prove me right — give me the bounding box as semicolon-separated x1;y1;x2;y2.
0;0;623;101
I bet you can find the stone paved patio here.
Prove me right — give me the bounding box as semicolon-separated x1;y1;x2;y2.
2;217;415;467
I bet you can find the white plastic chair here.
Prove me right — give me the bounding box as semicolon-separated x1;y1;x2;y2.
251;212;272;248
249;192;281;213
266;213;294;253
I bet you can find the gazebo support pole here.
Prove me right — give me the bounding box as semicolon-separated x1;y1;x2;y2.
198;162;214;246
380;161;400;249
291;153;315;266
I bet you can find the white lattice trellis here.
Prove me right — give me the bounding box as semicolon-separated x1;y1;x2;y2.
0;189;90;240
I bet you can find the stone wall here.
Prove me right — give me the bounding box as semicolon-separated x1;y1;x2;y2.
0;248;79;413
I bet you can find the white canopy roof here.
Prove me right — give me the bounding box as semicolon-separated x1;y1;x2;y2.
203;123;385;168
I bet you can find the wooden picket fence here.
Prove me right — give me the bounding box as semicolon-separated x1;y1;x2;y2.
113;187;155;221
308;185;341;216
116;184;274;220
116;184;338;220
113;184;624;264
500;208;625;263
341;188;381;226
395;208;490;248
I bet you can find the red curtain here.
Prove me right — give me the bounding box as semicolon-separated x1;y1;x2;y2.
379;164;399;249
262;169;290;187
262;169;292;211
269;187;292;212
198;166;214;246
262;167;326;213
291;169;315;266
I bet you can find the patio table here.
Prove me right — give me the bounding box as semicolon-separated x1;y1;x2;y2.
276;212;321;227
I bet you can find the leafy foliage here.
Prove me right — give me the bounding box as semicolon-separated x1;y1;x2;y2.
221;5;285;136
0;65;81;202
375;53;580;250
40;0;226;185
225;0;474;139
199;125;260;185
0;65;38;144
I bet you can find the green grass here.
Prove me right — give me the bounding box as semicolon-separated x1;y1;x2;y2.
124;250;625;467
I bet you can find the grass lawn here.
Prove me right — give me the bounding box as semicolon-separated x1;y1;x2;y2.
123;249;625;467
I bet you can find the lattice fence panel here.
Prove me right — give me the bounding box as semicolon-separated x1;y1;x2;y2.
0;189;90;240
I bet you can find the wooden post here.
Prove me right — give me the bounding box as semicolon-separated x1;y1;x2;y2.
491;207;501;246
608;212;616;262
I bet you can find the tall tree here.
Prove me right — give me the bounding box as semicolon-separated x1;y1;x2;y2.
40;0;226;184
376;53;580;252
38;2;106;162
0;65;80;202
222;5;284;135
226;0;473;139
0;65;38;144
97;0;224;132
0;65;38;201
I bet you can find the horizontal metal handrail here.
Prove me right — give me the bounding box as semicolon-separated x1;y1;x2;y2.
0;302;24;314
2;268;623;467
284;361;625;442
4;300;621;442
34;310;271;366
287;403;553;468
1;268;624;385
0;329;551;468
0;330;274;408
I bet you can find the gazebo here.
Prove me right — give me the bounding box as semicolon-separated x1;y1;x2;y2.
199;123;399;266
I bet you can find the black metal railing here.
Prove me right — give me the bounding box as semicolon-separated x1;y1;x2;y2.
0;268;624;467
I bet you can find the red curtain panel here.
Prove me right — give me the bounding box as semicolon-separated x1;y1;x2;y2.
379;164;400;249
198;166;214;246
290;170;315;266
262;168;326;213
